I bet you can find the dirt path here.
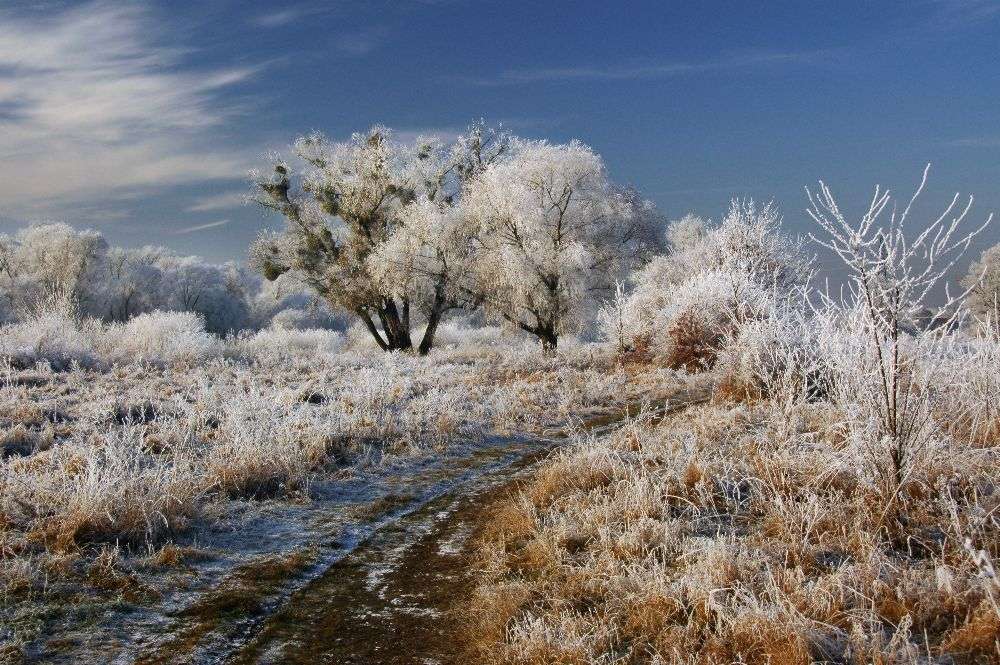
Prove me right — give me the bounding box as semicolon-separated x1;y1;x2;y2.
225;443;547;665
224;390;708;665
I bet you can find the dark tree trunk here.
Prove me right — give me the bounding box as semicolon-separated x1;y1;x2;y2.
417;287;448;356
357;308;390;351
382;298;413;351
539;328;558;355
357;299;414;352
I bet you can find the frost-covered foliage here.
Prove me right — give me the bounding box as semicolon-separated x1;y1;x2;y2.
0;310;221;369
466;168;1000;664
0;335;663;611
470;396;1000;664
807;164;991;497
106;311;222;366
0;223;339;336
250;122;511;354
463;139;659;352
605;200;808;367
228;326;345;364
961;241;1000;322
0;223;107;321
251;124;660;355
0;311;102;370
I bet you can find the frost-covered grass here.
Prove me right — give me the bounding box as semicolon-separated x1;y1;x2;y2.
468;390;1000;664
0;311;670;609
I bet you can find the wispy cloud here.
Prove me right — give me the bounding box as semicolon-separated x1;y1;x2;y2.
251;7;325;28
335;26;391;56
944;136;1000;148
186;191;249;212
454;50;825;86
174;219;230;235
0;1;258;219
921;0;1000;31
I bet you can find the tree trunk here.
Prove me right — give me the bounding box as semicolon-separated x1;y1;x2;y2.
382;298;413;351
357;308;390;351
417;287;447;356
357;299;414;352
539;328;558;356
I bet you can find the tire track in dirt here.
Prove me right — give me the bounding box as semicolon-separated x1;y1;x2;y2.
225;390;708;665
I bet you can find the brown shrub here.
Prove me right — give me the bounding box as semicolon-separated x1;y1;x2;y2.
664;312;723;372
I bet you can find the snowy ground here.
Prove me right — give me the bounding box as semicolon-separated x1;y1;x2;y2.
0;333;683;663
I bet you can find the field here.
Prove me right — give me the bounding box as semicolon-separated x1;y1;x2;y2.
2;129;1000;664
0;315;689;662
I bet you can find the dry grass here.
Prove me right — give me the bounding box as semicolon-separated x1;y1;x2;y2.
0;342;675;620
467;400;1000;664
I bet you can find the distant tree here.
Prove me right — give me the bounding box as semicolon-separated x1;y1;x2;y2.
100;246;162;322
962;242;1000;322
0;223;108;318
250;123;508;354
462;139;659;353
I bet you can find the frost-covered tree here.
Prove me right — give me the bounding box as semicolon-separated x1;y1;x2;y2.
462;139;658;353
0;224;270;334
961;242;1000;322
250;123;509;354
99;246;163;322
807;164;991;500
0;223;108;318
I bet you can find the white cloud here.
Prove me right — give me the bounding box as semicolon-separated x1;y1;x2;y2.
186;191;249;212
945;136;1000;148
454;50;824;86
174;219;231;235
251;7;325;28
0;1;258;219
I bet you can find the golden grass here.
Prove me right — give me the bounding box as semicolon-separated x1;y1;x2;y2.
466;400;1000;664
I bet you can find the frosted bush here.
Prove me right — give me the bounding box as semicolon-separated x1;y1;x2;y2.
941;320;1000;444
615;267;775;368
428;319;505;350
104;311;222;366
229;326;344;364
0;312;99;369
604;200;808;366
714;291;820;401
0;429;200;548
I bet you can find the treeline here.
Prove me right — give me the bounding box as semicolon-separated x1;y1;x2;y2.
0;223;343;334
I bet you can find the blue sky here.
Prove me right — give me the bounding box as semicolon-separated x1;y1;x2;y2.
1;0;999;266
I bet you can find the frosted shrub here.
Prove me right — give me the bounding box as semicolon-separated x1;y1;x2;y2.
0;312;99;369
714;291;822;409
616;267;775;369
429;319;504;348
230;326;344;364
941;319;1000;444
807;164;991;502
607;200;808;367
103;311;222;366
202;386;326;497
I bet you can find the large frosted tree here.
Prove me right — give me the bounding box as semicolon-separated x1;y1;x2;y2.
462;139;658;353
250;123;508;354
